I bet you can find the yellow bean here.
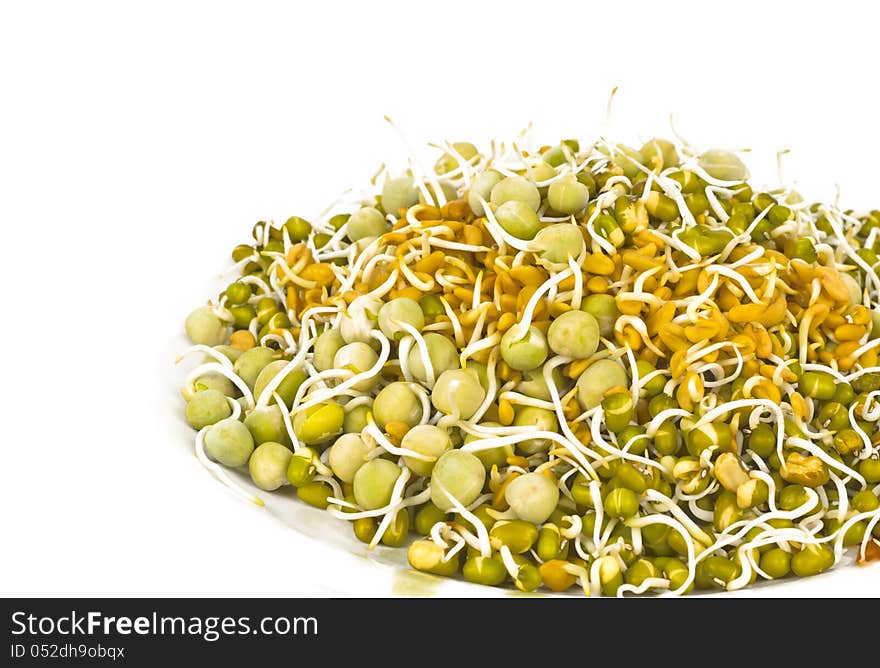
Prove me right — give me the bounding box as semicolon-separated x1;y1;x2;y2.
583;253;615;276
835;323;865;342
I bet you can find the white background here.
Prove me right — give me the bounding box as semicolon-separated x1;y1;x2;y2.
2;0;879;597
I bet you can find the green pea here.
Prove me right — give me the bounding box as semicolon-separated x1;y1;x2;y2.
203;418;254;467
465;424;513;470
694;556;740;590
860;459;880;482
608;145;643;179
224;282;252;306
790;544;834;577
641;523;669;548
747;423;776;458
602;391;634;434
595;555;624;597
353;458;402;510
500;325;548;372
568;476;592;508
185;371;236;401
292;402;345;445
536;524;566;562
852;489;880;512
644;192;679;222
407;333;459;384
286;447;318;487
531;223;586;264
505;472;559;524
799;371;836;401
419;180;458;207
431;369;485;419
284;216;311;241
244;405;290;446
604;488;639;519
229;304;256;330
346;207;388;242
575;169;596;195
648;393;677;418
297;481;332;509
852;373;880;393
576;358;628;410
792;238;817;263
353;517;377;544
248;441;292;491
434;141;478;175
463;555;508;586
313;329;345;372
252;361;306;406
232;244;255;262
616;424;649;456
185;306;228;346
512;406;558;455
547;175;589;215
580;293;619;339
653;421;681;456
614;462;648;493
840;520;867;546
343;404;371;434
381;177;420;216
255;297;280;326
639;138;678;171
378;297;425;341
332;341;380;391
634;360;664;398
401;424;452;476
258;312;292;340
419;294;445;321
594;214;625;247
489;520;539;554
623;558;656;588
430;450;486;511
380;508;410;547
666;530;691;558
465;504;496;533
263;239;283;253
233;346;278;389
768;204;792;226
407;540;460;576
713;491;742;532
546;310;600;360
468;169;504;216
185;389;232;430
489;176;540;212
686;423;731;457
542;145;569;167
816;402;850;432
698;149;748;181
414;502;447;535
515;366;563;402
513;562;542;592
494;200;542;240
328;433;371;483
760;548;792;579
374;382;423;429
684;192;709;216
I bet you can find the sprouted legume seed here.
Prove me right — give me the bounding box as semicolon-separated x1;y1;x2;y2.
178;128;880;596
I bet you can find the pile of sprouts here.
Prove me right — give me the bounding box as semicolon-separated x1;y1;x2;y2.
178;124;880;596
